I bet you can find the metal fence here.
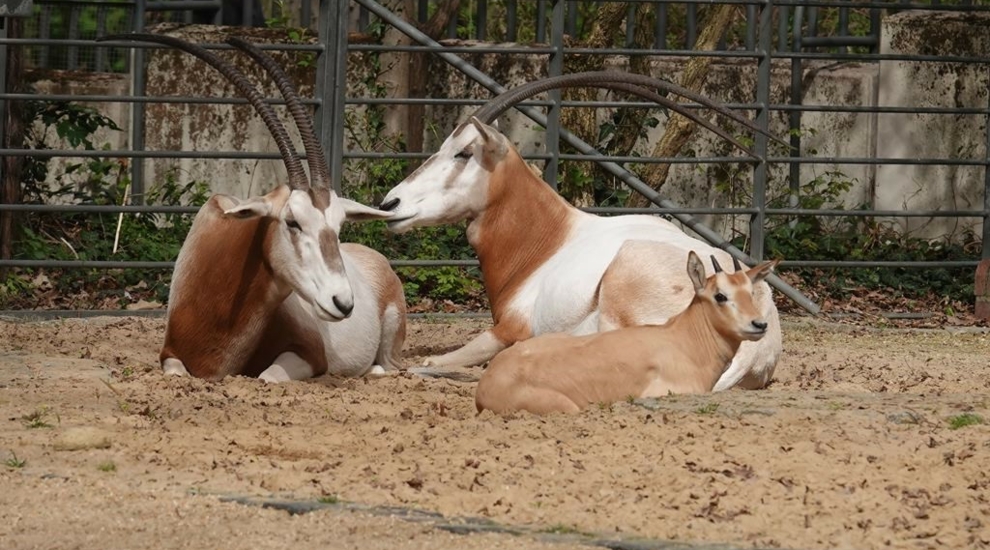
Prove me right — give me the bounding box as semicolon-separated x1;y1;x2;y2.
1;0;990;316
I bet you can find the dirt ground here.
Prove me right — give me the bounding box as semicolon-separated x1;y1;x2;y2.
1;315;989;550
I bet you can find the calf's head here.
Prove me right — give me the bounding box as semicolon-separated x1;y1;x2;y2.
686;251;778;342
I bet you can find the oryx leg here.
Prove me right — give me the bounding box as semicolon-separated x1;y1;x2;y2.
258;352;316;383
421;329;509;368
162;357;190;377
370;304;405;376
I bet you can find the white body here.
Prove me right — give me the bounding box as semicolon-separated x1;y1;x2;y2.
381;118;780;390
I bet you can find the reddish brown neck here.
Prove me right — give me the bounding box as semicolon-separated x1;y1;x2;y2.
468;149;576;320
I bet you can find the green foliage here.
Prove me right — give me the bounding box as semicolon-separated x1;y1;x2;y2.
948;413;984;430
713;129;977;305
24;1;130;72
6;100;208;308
97;461;117;472
696;403;720;415
5;452;26;469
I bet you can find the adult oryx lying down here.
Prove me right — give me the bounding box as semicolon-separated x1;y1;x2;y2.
475;251;778;415
100;33;405;382
379;73;783;391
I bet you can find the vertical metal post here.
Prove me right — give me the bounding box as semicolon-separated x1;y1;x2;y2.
750;0;773;262
982;91;990;261
536;0;546;43
130;0;146;204
788;5;804;230
316;0;348;194
506;0;516;41
655;2;667;50
543;0;564;188
476;0;487;40
974;85;990;319
685;3;696;48
745;4;756;51
0;17;7;199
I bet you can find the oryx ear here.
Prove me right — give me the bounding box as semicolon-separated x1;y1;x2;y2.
470;116;493;143
686;251;707;292
746;259;780;284
339;197;395;222
221;195;274;219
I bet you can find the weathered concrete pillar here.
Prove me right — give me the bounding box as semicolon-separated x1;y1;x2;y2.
975;259;990;319
875;11;990;241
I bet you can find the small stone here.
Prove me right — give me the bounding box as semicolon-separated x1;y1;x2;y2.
53;427;112;451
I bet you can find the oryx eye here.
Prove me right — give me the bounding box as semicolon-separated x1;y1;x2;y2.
454;148;472;160
285;219;302;231
715;292;728;304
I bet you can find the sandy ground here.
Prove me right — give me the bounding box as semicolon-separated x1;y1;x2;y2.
1;315;989;550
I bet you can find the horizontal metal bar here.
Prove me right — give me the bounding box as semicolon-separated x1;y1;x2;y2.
0;259;482;269
2;258;976;270
781;260;978;268
0;149;298;160
342;150;990;167
0;204;201;213
0;309;495;320
3;203;980;219
800;36;877;47
0;93;320;106
145;1;221;9
0;39;324;53
345;97;990;116
11;92;986;117
343;41;990;65
8;147;987;168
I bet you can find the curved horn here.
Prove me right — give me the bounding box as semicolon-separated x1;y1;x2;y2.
226;36;332;190
97;33;309;190
471;71;788;156
732;255;743;271
711;255;723;273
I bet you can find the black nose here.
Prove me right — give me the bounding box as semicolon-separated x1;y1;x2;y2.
380;197;400;211
751;320;768;331
333;295;354;317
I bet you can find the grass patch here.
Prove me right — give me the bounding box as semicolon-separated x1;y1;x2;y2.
97;461;116;472
696;403;720;415
948;413;984;430
317;495;340;505
21;407;57;429
5;452;26;468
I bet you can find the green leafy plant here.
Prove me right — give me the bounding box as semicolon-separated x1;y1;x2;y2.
5;452;26;469
5;100;209;309
948;413;984;430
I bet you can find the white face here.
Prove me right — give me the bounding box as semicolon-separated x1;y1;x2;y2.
272;189;354;322
379;120;495;233
224;187;393;322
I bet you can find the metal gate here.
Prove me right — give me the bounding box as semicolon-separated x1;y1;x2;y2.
1;0;988;317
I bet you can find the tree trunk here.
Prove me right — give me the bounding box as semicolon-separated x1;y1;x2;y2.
406;0;461;169
558;2;630;206
1;18;26;278
626;4;737;208
379;0;416;145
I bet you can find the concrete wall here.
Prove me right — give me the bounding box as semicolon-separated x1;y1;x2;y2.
27;11;990;242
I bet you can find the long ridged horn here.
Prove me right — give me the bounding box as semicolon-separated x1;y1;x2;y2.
226;36;332;191
97;32;309;190
711;255;723;273
471;71;789;158
733;256;742;271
